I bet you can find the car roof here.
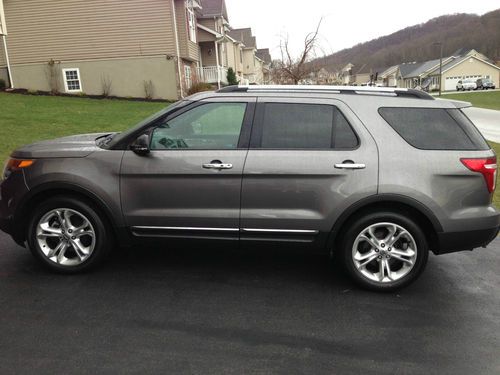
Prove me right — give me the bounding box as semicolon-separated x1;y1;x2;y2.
186;85;471;109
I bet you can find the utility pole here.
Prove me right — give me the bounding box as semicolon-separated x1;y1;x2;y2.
433;42;443;96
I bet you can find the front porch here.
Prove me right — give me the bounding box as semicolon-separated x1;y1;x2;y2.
197;65;249;86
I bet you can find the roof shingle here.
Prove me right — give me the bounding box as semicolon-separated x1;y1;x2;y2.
200;0;228;20
227;28;256;48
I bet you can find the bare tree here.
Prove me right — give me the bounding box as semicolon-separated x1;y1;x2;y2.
273;19;323;84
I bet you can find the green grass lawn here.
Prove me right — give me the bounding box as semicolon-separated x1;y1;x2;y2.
442;90;500;110
0;92;168;163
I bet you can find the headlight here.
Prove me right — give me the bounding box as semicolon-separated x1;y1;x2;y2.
3;159;35;180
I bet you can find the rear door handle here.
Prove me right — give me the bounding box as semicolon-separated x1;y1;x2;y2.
203;161;233;170
334;163;366;170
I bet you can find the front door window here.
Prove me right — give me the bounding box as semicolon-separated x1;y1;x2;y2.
150;103;247;150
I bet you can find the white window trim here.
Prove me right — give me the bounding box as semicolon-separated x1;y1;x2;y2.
186;3;196;43
184;65;192;89
62;68;82;93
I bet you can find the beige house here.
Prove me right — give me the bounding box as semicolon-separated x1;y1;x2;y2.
228;28;267;84
379;65;399;87
196;0;249;87
395;49;499;91
256;48;272;84
438;53;499;91
0;0;269;99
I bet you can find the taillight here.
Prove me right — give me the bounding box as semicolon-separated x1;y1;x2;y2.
461;157;497;193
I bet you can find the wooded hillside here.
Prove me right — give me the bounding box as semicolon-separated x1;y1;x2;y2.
315;9;500;71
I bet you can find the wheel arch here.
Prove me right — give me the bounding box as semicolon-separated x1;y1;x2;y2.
328;194;442;254
13;182;128;246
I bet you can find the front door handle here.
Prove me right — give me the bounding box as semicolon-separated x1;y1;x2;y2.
203;160;233;170
334;163;366;170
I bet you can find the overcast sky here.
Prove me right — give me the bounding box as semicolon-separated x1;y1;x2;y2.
225;0;499;59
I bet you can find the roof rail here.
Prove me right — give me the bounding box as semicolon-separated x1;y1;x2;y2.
217;85;434;100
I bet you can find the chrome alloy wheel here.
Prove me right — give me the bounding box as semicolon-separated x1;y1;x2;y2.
36;208;96;266
352;222;417;283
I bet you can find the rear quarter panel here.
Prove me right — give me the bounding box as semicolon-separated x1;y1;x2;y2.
346;96;498;233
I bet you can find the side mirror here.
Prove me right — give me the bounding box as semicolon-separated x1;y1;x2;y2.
130;134;150;156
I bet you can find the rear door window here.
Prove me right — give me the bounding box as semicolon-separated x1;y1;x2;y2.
255;103;358;149
378;107;489;150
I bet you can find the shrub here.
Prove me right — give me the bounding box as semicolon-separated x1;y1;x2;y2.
143;80;155;100
101;74;112;97
226;67;239;86
187;82;214;96
0;79;6;91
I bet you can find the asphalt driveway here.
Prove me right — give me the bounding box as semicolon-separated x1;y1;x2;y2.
464;107;500;143
0;232;499;374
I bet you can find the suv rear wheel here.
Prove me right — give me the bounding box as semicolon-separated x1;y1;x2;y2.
27;196;112;273
340;212;429;291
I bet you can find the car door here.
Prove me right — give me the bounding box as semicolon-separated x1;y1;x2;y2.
120;97;255;242
240;97;378;250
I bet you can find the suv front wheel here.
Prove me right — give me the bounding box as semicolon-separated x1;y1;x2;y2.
340;212;429;291
27;196;112;273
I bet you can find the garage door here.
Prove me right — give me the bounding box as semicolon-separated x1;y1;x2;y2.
445;77;462;91
445;75;485;91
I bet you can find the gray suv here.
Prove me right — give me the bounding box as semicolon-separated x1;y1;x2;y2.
1;86;498;291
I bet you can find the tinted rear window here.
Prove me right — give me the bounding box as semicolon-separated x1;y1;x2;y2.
259;103;358;149
378;107;489;150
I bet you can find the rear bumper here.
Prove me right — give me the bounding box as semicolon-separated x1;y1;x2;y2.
435;226;500;254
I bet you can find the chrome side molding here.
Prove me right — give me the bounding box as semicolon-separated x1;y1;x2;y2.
131;226;319;234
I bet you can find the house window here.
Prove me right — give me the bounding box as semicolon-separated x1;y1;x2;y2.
62;68;82;92
184;65;192;89
186;3;196;42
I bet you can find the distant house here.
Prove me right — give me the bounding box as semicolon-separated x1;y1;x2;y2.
436;52;500;91
336;63;385;86
311;67;340;85
197;0;250;87
353;65;386;86
339;63;355;85
227;28;265;84
256;48;272;83
396;49;499;91
379;65;399;87
0;0;269;99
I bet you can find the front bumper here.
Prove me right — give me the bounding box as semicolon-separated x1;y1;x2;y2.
0;215;13;235
0;172;30;245
435;226;500;254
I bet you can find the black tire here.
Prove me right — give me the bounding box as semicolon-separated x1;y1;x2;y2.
27;196;113;273
338;211;429;292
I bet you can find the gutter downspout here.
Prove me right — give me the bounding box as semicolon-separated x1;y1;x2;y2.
214;40;220;89
171;0;184;98
1;34;13;88
0;0;13;89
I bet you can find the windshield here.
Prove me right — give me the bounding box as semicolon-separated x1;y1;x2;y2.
105;100;192;149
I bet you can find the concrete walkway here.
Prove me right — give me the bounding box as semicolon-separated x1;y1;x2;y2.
463;107;500;143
